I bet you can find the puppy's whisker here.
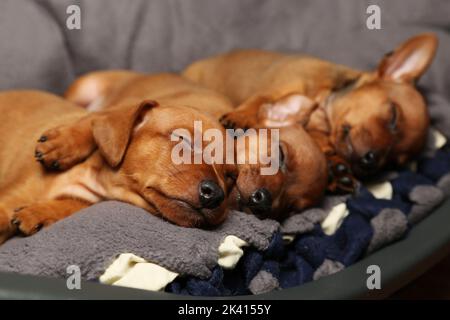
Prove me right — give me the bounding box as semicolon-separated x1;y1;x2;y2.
211;163;225;190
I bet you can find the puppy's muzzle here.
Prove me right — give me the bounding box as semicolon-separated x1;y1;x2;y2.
356;151;380;176
360;151;377;168
199;180;225;209
247;188;272;218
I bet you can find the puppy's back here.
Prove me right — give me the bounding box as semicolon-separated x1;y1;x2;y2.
184;50;286;103
0;90;85;139
184;49;360;103
86;73;235;119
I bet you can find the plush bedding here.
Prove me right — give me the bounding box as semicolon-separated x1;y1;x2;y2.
0;0;449;296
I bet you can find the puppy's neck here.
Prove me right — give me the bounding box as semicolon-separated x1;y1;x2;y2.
82;153;153;211
48;153;108;203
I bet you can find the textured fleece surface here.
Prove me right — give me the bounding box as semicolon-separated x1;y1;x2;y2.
0;202;279;280
0;0;449;296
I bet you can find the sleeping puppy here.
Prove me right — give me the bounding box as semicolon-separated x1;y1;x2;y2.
183;33;438;192
46;72;327;220
0;90;230;244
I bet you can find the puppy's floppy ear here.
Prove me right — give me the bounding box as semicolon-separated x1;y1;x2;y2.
259;93;317;128
92;100;158;167
378;33;438;83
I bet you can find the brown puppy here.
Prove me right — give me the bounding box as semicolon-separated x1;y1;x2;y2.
184;33;438;191
0;90;230;244
48;72;327;220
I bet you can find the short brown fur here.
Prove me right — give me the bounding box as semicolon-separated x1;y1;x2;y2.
184;33;438;190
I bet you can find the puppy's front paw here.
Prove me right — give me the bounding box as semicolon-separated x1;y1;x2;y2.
11;206;55;236
326;155;359;194
35;125;92;171
219;111;255;131
0;208;14;244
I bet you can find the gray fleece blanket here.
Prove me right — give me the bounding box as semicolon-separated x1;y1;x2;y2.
0;202;279;280
0;0;449;293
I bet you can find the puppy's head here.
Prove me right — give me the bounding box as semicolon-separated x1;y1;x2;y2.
328;33;438;177
276;125;327;218
229;125;327;220
92;100;230;228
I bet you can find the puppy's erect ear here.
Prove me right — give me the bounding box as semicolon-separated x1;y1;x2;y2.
377;33;438;83
259;93;317;128
92;100;158;167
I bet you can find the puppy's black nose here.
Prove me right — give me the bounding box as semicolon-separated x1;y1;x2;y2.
360;151;377;169
199;180;224;209
248;188;272;217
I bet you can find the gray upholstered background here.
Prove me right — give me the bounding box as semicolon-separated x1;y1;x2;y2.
0;0;449;101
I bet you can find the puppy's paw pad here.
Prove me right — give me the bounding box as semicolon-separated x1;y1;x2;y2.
219;114;237;130
220;112;253;131
0;209;14;244
35;126;81;171
11;207;50;236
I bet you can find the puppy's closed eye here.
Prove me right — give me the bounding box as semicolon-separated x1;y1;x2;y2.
278;142;288;173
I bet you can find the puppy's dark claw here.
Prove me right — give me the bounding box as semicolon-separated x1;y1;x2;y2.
34;223;43;232
220;115;237;130
11;218;20;227
225;122;236;130
339;176;353;187
50;161;60;170
335;163;349;174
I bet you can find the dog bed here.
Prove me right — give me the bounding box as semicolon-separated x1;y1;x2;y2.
0;0;449;298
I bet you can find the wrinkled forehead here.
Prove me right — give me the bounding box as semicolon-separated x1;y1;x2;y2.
381;81;426;107
347;81;427;121
344;82;390;104
330;83;393;122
